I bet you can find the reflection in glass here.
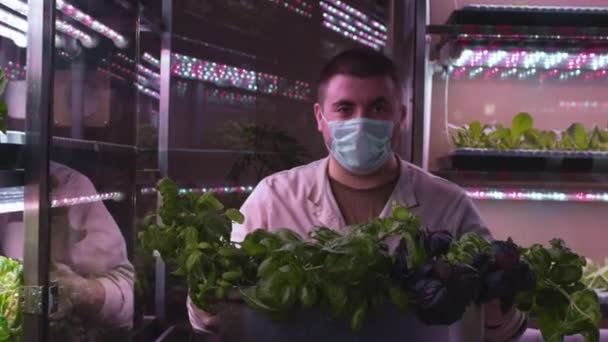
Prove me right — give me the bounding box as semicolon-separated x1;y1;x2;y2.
0;162;134;340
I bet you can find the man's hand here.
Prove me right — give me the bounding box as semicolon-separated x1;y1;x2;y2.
484;298;516;328
187;295;220;334
50;263;105;320
484;298;527;342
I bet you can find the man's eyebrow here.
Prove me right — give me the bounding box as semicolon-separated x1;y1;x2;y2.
331;100;356;108
367;97;390;106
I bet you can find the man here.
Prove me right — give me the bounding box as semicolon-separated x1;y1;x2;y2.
189;48;526;341
0;161;134;338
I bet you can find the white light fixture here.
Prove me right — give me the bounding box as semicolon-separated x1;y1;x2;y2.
0;22;25;47
0;7;27;32
56;0;128;48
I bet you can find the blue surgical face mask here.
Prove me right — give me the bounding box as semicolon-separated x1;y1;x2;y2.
322;113;395;175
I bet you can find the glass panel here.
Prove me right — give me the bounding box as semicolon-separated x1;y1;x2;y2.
135;0;390;339
0;0;28;339
425;3;608;263
431;0;608;24
47;0;138;339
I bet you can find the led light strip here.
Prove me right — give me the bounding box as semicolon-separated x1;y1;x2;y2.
98;66;157;99
449;66;608;81
319;1;387;40
0;22;25;47
0;0;99;48
2;61;26;80
281;79;312;100
0;187;125;214
115;52;135;65
172;53;257;91
322;20;379;50
268;0;313;18
454;49;608;71
56;0;127;48
109;62;137;78
135;82;160;99
141;186;255;196
0;0;27;15
322;12;384;47
466;188;608;203
0;7;27;32
137;74;155;87
142;53;160;68
172;53;311;100
98;67;127;82
257;72;278;94
0;187;24;214
138;64;160;79
206;88;256;107
113;53;159;81
559;101;608;109
56;19;96;48
326;0;387;32
51;191;125;207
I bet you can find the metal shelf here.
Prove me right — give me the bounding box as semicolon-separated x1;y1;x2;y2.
429;6;608;50
0;170;24;188
453;148;608;159
434;170;608;192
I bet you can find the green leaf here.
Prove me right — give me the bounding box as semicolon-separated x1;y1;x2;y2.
186;250;202;272
198;242;212;250
523;244;552;277
258;256;283;278
511;112;534;139
598;128;608;143
548;264;582;285
255;272;296;312
183;226;199;249
218;246;242;258
506;112;534;148
275;229;303;243
568;289;601;326
222;269;242;282
225;208;245;224
325;285;348;319
240;287;279;313
469;121;483;142
300;285;318;309
539;130;558;150
392;206;410;221
309;227;340;245
215;286;226;300
515;291;535;312
566;123;587;150
548;239;585;267
0;101;7;134
351;300;368;333
389;286;409;311
487;127;510;149
0;69;6;95
198;192;224;211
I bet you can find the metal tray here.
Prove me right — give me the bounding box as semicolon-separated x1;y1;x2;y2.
210;299;484;342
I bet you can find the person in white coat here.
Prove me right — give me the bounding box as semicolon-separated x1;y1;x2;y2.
0;161;134;332
188;48;527;341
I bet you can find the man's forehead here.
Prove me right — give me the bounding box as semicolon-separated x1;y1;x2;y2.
323;74;397;102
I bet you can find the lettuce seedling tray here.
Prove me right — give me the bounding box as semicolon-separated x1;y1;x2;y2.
447;148;608;173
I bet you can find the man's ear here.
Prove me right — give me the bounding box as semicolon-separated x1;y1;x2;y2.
314;103;324;132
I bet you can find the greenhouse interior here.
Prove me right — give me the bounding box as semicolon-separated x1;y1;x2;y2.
0;0;608;341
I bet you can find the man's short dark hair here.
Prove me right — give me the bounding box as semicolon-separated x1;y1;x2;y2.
317;47;401;102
